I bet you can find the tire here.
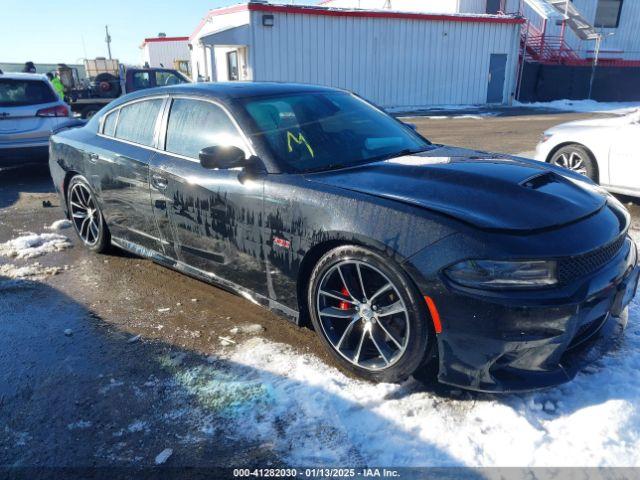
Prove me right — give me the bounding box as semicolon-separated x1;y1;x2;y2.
307;245;434;383
549;144;598;182
82;107;100;120
67;175;110;253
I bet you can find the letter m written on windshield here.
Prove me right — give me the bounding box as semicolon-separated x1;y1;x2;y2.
287;131;314;158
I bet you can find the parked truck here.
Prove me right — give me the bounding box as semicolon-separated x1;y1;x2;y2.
56;58;190;118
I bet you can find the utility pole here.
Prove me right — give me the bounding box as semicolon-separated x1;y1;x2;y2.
105;25;112;60
588;34;602;100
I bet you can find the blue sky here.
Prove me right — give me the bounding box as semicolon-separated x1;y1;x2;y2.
1;0;317;66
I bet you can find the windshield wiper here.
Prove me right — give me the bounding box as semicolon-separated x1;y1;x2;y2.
365;146;433;164
301;147;433;174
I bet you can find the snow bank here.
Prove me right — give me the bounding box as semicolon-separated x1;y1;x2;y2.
168;296;640;467
514;99;640;115
0;233;72;259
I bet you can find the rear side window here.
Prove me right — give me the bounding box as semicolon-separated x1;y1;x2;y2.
0;78;57;107
115;99;163;146
165;98;244;159
102;110;118;137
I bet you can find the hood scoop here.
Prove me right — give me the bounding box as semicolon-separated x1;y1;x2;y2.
520;171;563;190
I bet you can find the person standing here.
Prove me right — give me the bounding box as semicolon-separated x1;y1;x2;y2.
46;72;66;100
22;61;36;73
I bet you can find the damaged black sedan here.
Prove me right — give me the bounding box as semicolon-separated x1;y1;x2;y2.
49;83;639;392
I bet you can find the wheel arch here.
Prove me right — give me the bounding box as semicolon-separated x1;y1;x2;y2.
545;141;600;183
295;233;408;328
62;170;81;218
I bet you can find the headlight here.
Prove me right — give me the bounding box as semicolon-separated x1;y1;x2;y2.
444;260;558;289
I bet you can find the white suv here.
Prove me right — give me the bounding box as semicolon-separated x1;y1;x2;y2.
0;72;79;168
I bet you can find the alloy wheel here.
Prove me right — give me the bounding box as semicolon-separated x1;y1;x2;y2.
552;150;587;176
316;260;410;371
69;182;102;246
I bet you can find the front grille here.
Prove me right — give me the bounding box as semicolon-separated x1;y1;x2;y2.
557;235;626;284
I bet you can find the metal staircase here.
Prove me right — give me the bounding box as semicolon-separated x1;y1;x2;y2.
546;0;599;40
521;21;582;64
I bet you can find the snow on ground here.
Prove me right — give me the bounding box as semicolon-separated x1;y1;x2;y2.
514;99;640;115
165;296;640;467
0;232;72;259
0;262;63;280
45;219;72;231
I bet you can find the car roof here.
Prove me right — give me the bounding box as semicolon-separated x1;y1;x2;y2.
113;81;346;107
0;72;49;81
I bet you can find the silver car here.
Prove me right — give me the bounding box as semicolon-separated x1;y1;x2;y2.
0;72;78;168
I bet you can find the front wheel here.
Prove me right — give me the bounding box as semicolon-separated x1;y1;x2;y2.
308;246;433;383
67;175;110;253
549;144;598;182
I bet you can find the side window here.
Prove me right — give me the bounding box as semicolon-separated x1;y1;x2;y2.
102;110;118;137
131;72;150;90
165;98;245;159
115;99;163;147
155;71;184;86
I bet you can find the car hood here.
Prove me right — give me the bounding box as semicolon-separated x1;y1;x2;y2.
546;111;640;134
305;146;606;231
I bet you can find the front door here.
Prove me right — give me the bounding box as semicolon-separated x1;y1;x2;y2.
609;123;640;192
487;54;507;104
149;97;267;295
227;51;239;81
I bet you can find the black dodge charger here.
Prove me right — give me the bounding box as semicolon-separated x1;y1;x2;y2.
49;82;639;392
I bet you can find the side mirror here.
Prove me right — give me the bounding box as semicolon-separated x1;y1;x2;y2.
199;145;246;170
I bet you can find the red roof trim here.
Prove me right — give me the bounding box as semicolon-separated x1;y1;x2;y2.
190;3;250;41
142;36;189;46
190;2;524;40
247;3;525;24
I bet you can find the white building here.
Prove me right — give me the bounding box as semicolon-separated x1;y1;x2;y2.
140;35;191;71
189;2;523;107
320;0;522;15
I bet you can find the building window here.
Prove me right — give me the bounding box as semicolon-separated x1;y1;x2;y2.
594;0;624;28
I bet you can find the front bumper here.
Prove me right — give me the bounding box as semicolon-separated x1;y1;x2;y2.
412;238;639;393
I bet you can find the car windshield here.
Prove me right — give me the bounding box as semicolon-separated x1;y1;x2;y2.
0;78;57;107
241;92;432;173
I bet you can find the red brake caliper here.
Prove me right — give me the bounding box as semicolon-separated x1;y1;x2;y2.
339;287;350;310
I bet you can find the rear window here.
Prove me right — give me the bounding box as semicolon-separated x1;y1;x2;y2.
115;99;163;146
0;78;57;107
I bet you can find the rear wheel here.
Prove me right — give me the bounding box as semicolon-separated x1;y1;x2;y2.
308;245;433;383
549;144;598;182
67;176;110;253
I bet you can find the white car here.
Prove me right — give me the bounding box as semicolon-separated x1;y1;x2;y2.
535;110;640;197
0;72;79;168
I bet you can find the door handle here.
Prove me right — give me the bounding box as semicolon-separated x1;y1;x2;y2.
152;174;168;190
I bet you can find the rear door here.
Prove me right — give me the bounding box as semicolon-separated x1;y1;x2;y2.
149;96;267;295
93;96;166;252
0;77;67;145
